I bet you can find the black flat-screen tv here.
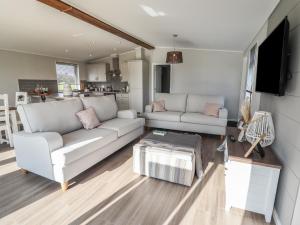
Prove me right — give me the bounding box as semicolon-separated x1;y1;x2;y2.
255;17;289;96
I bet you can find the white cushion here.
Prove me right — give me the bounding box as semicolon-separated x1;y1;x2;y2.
100;118;145;137
81;95;118;122
186;95;224;113
17;99;83;134
51;128;118;165
155;93;187;112
144;111;183;122
117;110;137;119
181;113;227;127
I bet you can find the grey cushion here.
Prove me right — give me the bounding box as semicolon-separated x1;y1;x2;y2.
186;95;224;113
155;93;187;112
81;96;118;122
51;128;118;165
100;118;145;137
144;111;183;122
17;99;83;134
181;113;227;127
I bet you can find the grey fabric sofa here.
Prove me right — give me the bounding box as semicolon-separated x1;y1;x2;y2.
14;95;144;191
144;93;228;135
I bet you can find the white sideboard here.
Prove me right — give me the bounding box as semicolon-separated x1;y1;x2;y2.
225;128;282;223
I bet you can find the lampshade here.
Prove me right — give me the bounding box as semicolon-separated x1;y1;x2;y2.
246;111;275;147
166;51;183;64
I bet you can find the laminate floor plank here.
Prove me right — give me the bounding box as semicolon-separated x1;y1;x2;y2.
0;135;274;225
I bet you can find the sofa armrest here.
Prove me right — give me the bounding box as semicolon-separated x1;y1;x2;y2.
117;109;137;119
219;108;228;120
145;105;152;113
14;132;63;151
13;132;63;179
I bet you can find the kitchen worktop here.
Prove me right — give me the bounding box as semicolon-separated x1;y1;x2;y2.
29;91;129;102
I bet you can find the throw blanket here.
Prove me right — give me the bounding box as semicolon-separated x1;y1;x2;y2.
140;132;204;178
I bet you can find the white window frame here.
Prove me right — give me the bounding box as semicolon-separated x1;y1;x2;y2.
244;44;258;103
55;62;80;92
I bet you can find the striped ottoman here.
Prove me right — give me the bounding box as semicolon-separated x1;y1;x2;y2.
133;132;201;186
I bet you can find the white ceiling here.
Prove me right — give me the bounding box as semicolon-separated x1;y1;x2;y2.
0;0;279;61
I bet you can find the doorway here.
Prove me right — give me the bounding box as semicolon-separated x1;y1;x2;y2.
155;65;171;94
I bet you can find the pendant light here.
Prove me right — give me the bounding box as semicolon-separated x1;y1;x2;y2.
166;34;183;64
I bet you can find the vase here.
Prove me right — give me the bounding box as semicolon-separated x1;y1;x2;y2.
63;84;73;97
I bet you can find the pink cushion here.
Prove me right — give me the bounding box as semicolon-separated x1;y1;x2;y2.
203;103;221;117
76;107;101;129
152;100;166;112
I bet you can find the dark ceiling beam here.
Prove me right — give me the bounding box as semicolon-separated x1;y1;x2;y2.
37;0;155;50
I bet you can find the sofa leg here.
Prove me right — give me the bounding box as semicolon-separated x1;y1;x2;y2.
20;169;28;174
61;181;69;192
220;135;224;140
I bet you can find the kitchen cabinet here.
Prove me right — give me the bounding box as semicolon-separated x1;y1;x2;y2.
120;62;129;82
116;93;129;110
127;60;149;114
87;63;108;82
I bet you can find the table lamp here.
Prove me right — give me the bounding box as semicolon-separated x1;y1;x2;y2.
244;111;275;158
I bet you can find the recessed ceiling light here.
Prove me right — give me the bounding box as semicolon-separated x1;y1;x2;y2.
65;49;69;53
89;53;93;57
140;5;166;17
72;33;84;37
113;48;117;51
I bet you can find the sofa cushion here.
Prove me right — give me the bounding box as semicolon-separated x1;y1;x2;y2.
144;111;183;122
100;118;145;137
81;95;118;122
181;113;227;127
17;99;83;134
203;103;221;117
76;107;101;129
155;93;187;112
186;95;224;113
51;128;118;165
152;100;166;112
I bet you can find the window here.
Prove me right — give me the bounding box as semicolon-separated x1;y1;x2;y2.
244;44;257;102
56;62;79;92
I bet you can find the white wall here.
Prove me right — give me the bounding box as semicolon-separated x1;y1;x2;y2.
0;50;87;105
254;0;300;224
147;48;243;120
91;47;243;119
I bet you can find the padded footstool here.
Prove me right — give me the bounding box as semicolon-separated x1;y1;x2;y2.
133;132;202;186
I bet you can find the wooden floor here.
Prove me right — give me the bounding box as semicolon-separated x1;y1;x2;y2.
0;134;274;225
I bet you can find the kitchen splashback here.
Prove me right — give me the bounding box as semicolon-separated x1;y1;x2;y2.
87;81;128;91
18;79;58;93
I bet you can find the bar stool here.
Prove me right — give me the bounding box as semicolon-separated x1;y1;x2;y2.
16;92;29;105
0;94;13;147
15;92;29;131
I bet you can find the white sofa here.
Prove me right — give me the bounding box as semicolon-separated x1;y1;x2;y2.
13;95;144;191
144;93;228;135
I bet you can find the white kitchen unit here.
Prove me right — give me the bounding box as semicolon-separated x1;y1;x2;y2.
120;62;129;82
225;128;282;223
128;60;149;114
116;93;129;110
87;63;108;82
